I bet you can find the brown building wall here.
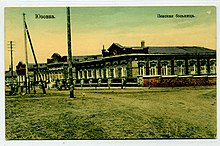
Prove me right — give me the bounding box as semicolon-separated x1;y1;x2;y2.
144;76;216;87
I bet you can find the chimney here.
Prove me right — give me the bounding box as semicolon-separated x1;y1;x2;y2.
102;45;109;57
9;65;11;71
141;40;145;47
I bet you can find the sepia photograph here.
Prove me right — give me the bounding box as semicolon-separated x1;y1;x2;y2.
4;6;216;140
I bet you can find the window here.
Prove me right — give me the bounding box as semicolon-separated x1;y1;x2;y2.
150;66;156;75
211;64;216;74
92;70;96;78
200;60;207;74
200;66;207;74
78;71;81;79
150;62;157;75
139;66;145;76
189;60;196;75
95;69;99;78
209;60;216;74
122;67;127;77
138;62;145;76
84;70;87;79
103;69;106;78
99;69;102;78
118;68;122;78
88;70;91;78
176;61;184;75
177;65;184;75
190;64;196;75
110;69;114;78
160;61;168;76
161;65;167;76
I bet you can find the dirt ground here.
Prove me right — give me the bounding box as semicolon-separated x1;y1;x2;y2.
5;86;216;139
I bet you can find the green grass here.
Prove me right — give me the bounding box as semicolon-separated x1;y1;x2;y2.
5;86;216;139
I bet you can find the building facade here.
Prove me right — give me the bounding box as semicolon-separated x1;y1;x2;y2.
15;41;216;88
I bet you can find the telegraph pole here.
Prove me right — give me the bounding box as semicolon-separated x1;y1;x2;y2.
67;7;75;98
10;41;14;79
23;13;30;94
24;20;46;94
8;41;15;92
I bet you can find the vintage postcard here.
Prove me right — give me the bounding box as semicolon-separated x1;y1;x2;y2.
4;6;216;141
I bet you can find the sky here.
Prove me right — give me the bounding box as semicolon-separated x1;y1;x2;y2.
4;6;216;70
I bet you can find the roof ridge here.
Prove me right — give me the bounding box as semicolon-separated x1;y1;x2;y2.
113;43;124;48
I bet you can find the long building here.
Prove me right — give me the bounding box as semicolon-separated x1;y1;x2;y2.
15;41;216;88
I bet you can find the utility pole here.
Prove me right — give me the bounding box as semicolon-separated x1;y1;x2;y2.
67;7;75;98
10;41;14;80
8;41;15;92
23;13;30;94
24;20;46;94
